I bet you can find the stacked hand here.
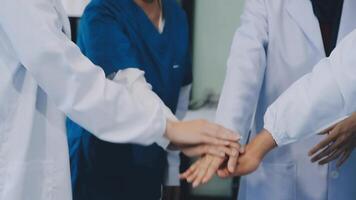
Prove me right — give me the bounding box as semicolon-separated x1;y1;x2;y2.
309;112;356;167
180;129;277;187
165;120;242;158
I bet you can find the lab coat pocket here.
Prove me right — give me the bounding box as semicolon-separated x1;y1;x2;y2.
3;161;55;200
245;163;296;200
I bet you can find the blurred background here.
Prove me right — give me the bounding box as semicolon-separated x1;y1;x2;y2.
62;0;245;199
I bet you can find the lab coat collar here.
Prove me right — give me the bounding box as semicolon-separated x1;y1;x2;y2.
286;0;324;54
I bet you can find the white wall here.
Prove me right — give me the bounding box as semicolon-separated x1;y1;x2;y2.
192;0;245;104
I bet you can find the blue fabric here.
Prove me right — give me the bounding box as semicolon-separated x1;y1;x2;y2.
67;0;192;199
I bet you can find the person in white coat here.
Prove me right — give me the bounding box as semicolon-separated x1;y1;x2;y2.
219;26;356;186
0;0;241;200
182;0;356;199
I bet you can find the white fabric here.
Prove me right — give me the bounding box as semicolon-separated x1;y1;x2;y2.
164;85;191;186
158;12;165;34
61;0;90;17
264;29;356;146
0;0;173;199
216;0;356;200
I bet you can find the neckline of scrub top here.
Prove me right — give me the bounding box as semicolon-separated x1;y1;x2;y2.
158;12;165;34
128;0;170;37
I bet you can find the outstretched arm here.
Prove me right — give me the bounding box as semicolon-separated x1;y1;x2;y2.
264;29;356;146
0;0;239;152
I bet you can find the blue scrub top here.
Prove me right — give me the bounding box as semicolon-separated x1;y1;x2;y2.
67;0;192;199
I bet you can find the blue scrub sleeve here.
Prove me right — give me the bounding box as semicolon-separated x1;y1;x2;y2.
79;9;141;75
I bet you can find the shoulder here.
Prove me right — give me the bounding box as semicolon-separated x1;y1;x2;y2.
82;0;127;21
164;0;188;22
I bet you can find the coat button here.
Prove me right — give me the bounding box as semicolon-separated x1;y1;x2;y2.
330;171;339;179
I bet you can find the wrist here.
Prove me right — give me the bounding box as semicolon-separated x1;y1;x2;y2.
250;129;277;160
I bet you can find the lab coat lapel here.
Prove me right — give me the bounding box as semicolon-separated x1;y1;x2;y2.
286;0;324;54
337;0;356;42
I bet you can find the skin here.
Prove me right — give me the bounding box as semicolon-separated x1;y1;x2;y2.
134;0;162;29
309;112;356;167
217;130;276;178
166;120;241;158
164;121;241;195
181;129;277;186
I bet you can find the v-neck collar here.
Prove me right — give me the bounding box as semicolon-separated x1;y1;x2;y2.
129;0;169;36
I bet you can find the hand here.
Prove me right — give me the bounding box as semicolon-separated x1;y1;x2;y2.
217;129;277;178
162;186;180;200
178;143;241;158
309;113;356;167
217;143;261;178
166;120;240;157
180;142;243;187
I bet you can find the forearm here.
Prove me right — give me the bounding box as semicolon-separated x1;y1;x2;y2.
249;129;277;159
0;0;168;146
264;30;356;146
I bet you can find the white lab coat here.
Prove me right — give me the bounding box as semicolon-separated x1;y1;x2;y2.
216;0;356;199
61;0;90;17
0;0;174;199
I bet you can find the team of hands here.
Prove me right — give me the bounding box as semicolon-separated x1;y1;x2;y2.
164;112;356;190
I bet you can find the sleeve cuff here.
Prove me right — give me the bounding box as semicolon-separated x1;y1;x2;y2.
155;118;171;149
263;106;290;146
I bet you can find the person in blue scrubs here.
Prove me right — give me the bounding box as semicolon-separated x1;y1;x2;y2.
66;0;192;199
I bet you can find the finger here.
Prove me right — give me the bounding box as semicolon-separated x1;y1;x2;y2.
227;142;241;150
182;145;226;157
309;131;339;156
204;123;240;142
201;135;232;146
311;137;347;162
311;145;335;163
192;157;213;187
337;150;352;168
186;165;200;183
227;153;239;173
217;168;231;179
202;157;224;184
318;149;344;165
215;145;239;157
239;145;245;154
319;124;337;135
187;157;210;183
180;160;200;180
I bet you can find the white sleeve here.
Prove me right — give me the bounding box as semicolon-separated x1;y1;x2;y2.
163;85;191;186
264;29;356;146
216;0;268;144
0;0;169;148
